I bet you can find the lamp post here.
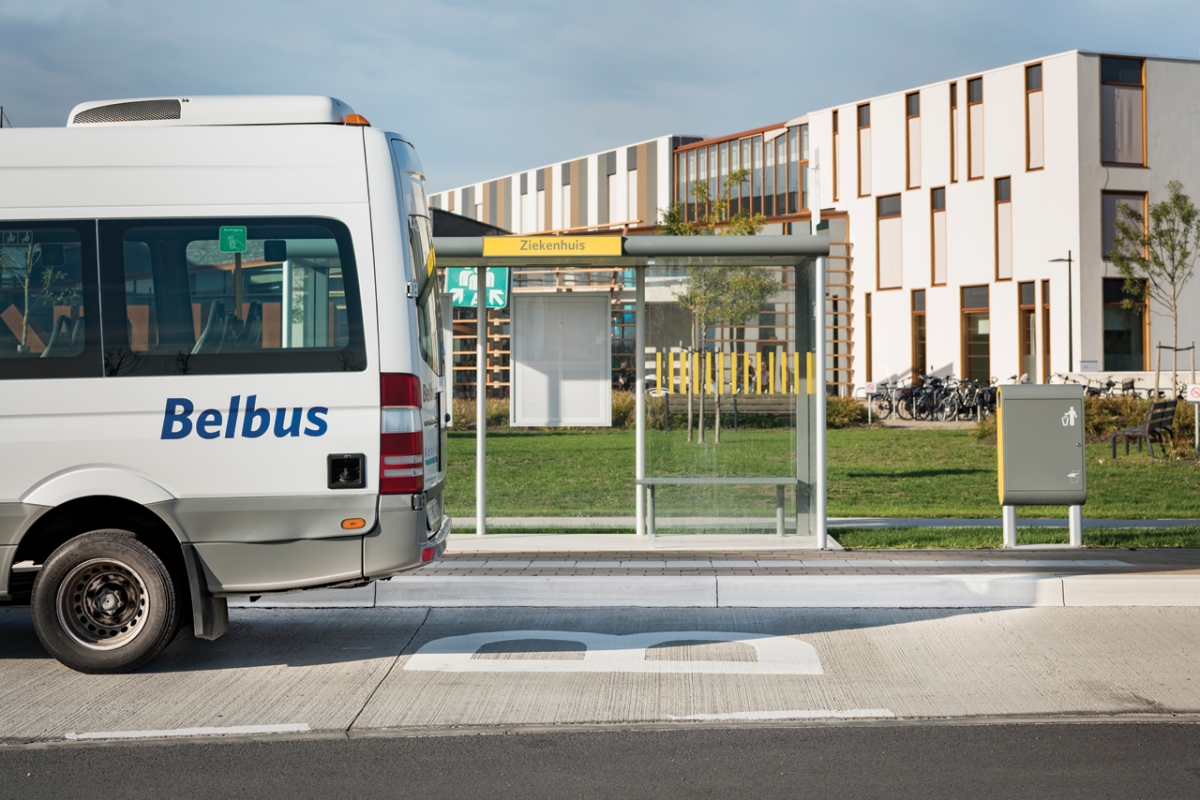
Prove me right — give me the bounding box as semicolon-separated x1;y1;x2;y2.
1049;251;1073;373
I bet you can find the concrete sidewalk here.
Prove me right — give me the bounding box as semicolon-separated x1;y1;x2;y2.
233;547;1200;610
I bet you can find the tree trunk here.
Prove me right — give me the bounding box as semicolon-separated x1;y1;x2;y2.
685;349;693;443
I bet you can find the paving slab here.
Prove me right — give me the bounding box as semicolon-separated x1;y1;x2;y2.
0;607;426;743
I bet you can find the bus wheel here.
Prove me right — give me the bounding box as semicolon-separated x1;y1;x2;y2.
32;530;180;674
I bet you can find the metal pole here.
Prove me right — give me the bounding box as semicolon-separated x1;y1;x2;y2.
1068;505;1083;548
1002;505;1017;548
815;255;828;550
635;265;647;538
476;266;487;536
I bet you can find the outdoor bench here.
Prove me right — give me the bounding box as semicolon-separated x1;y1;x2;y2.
1111;399;1177;458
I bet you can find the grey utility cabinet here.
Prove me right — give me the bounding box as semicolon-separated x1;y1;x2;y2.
997;384;1087;506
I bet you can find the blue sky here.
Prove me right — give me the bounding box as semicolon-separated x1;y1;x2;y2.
1;0;1197;190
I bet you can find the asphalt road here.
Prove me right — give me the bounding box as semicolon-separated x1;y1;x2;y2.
2;721;1200;800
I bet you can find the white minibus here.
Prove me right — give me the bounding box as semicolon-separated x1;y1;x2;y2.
0;96;450;672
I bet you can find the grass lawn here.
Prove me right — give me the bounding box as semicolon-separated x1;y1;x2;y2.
835;526;1200;549
444;427;1200;521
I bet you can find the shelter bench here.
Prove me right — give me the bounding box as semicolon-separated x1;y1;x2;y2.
636;477;802;537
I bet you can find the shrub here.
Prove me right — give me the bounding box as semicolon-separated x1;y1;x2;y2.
826;396;869;428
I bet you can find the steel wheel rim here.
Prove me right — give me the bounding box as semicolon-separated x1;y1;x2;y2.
56;557;150;650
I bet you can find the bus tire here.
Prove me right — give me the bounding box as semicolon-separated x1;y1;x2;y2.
31;530;180;674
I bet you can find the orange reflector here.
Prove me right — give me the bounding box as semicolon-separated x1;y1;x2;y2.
344;114;370;126
421;548;435;562
341;518;367;530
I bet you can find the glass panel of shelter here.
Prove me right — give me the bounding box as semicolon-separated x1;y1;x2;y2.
643;259;814;535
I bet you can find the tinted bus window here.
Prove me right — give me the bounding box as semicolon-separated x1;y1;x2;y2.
99;218;367;376
0;221;101;379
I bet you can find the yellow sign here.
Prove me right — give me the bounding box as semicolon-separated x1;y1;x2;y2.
482;236;623;257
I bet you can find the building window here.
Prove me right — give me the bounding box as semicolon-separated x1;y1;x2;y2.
686;150;696;220
775;135;787;217
740;139;751;215
751;135;763;215
763;136;775;217
799;123;810;210
1019;281;1036;382
906;92;921;189
962;285;990;383
967;77;984;180
1103;277;1147;371
931;187;947;285
832;111;840;202
1102;191;1147;260
995;177;1012;280
876;194;902;289
1101;56;1145;166
857;103;872;196
864;292;873;383
912;289;927;383
786;127;799;214
1041;279;1051;383
949;83;959;183
1026;63;1044;170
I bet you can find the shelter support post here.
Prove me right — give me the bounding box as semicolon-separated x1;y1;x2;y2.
1002;505;1017;548
775;486;785;537
815;256;828;550
636;266;647;538
1069;505;1083;548
476;265;487;536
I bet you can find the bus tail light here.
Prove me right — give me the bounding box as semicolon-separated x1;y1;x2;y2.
380;373;423;495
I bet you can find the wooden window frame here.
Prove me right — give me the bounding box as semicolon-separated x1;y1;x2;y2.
875;194;902;292
911;289;927;384
1018;281;1036;383
966;77;984;181
1025;62;1044;172
949;83;959;184
960;284;990;382
857;103;871;198
1040;279;1051;383
994;176;1012;282
930;187;947;286
832;110;839;202
864;292;873;383
1102;276;1150;371
1101;190;1149;261
905;91;921;190
1099;56;1148;168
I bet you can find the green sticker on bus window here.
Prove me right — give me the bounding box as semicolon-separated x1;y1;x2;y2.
218;226;247;253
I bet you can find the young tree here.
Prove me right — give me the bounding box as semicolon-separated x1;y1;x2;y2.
1109;180;1200;389
658;169;778;442
0;242;70;354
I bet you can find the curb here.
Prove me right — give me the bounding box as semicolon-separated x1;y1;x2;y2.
229;574;1200;609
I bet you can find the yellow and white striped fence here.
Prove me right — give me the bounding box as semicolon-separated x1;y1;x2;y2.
653;348;814;396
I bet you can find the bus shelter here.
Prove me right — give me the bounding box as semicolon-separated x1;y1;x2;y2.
434;234;832;548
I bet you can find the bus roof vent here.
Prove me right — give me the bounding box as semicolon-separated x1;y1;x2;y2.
72;99;182;125
66;96;357;127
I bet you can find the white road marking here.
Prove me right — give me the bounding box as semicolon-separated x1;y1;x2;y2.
671;709;896;721
404;630;823;674
65;723;311;741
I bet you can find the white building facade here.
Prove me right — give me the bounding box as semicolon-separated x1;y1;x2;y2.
433;51;1200;395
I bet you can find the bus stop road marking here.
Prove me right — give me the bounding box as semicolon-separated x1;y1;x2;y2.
404;630;823;675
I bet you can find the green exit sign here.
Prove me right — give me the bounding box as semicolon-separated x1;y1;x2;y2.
219;226;247;253
447;267;509;309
